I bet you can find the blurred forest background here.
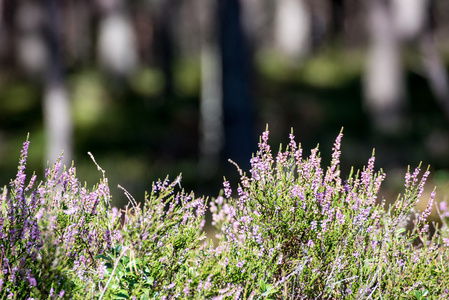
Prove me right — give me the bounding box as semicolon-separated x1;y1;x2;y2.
1;0;449;211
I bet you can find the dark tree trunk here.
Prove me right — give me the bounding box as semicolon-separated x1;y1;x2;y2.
0;0;16;67
218;0;255;171
330;0;344;39
154;0;176;102
46;0;63;85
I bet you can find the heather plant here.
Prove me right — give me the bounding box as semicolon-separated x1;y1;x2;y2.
95;176;210;299
209;128;449;299
1;129;449;299
0;138;211;299
0;139;120;299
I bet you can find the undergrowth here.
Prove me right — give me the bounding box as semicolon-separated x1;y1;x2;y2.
1;128;449;299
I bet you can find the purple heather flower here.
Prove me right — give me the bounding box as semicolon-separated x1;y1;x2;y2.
97;182;110;202
343;181;351;192
320;219;329;233
440;201;448;212
291;185;304;199
236;260;245;268
443;238;449;248
439;202;449;218
361;156;375;189
204;275;212;291
13;140;30;189
371;240;378;251
420;191;436;223
25;175;37;192
336;209;345;225
311;220;317;231
28;276;37;287
288;133;297;150
294;146;303;163
223;181;232;198
261;130;269;148
197;280;204;293
234;289;242;300
215;196;224;206
325;132;343;183
64;207;78;215
416;170;430;201
222;257;229;267
421;224;429;234
241;176;250;188
411;166;421;185
404;170;411;189
200;219;206;230
34;208;44;221
276;151;288;170
236;186;248;210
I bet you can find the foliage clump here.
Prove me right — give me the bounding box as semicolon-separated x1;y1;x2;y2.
1;129;449;299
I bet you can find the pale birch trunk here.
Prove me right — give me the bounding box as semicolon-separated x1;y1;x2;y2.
15;0;73;167
96;0;137;78
364;0;406;134
274;0;311;62
198;0;223;178
43;0;73;168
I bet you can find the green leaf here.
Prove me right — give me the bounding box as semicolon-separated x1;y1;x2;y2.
146;277;154;285
115;289;129;297
95;254;112;261
140;294;151;300
132;258;142;266
414;290;421;300
114;245;123;255
122;256;130;264
259;280;267;291
395;228;406;235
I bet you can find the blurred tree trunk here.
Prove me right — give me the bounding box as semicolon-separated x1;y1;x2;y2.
65;0;92;65
330;0;344;39
240;0;265;49
274;0;311;63
0;0;17;68
364;0;406;135
43;0;73;167
96;0;137;84
198;0;223;178
218;0;255;171
391;0;427;40
365;0;449;132
16;1;48;78
418;0;449;121
153;0;177;102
